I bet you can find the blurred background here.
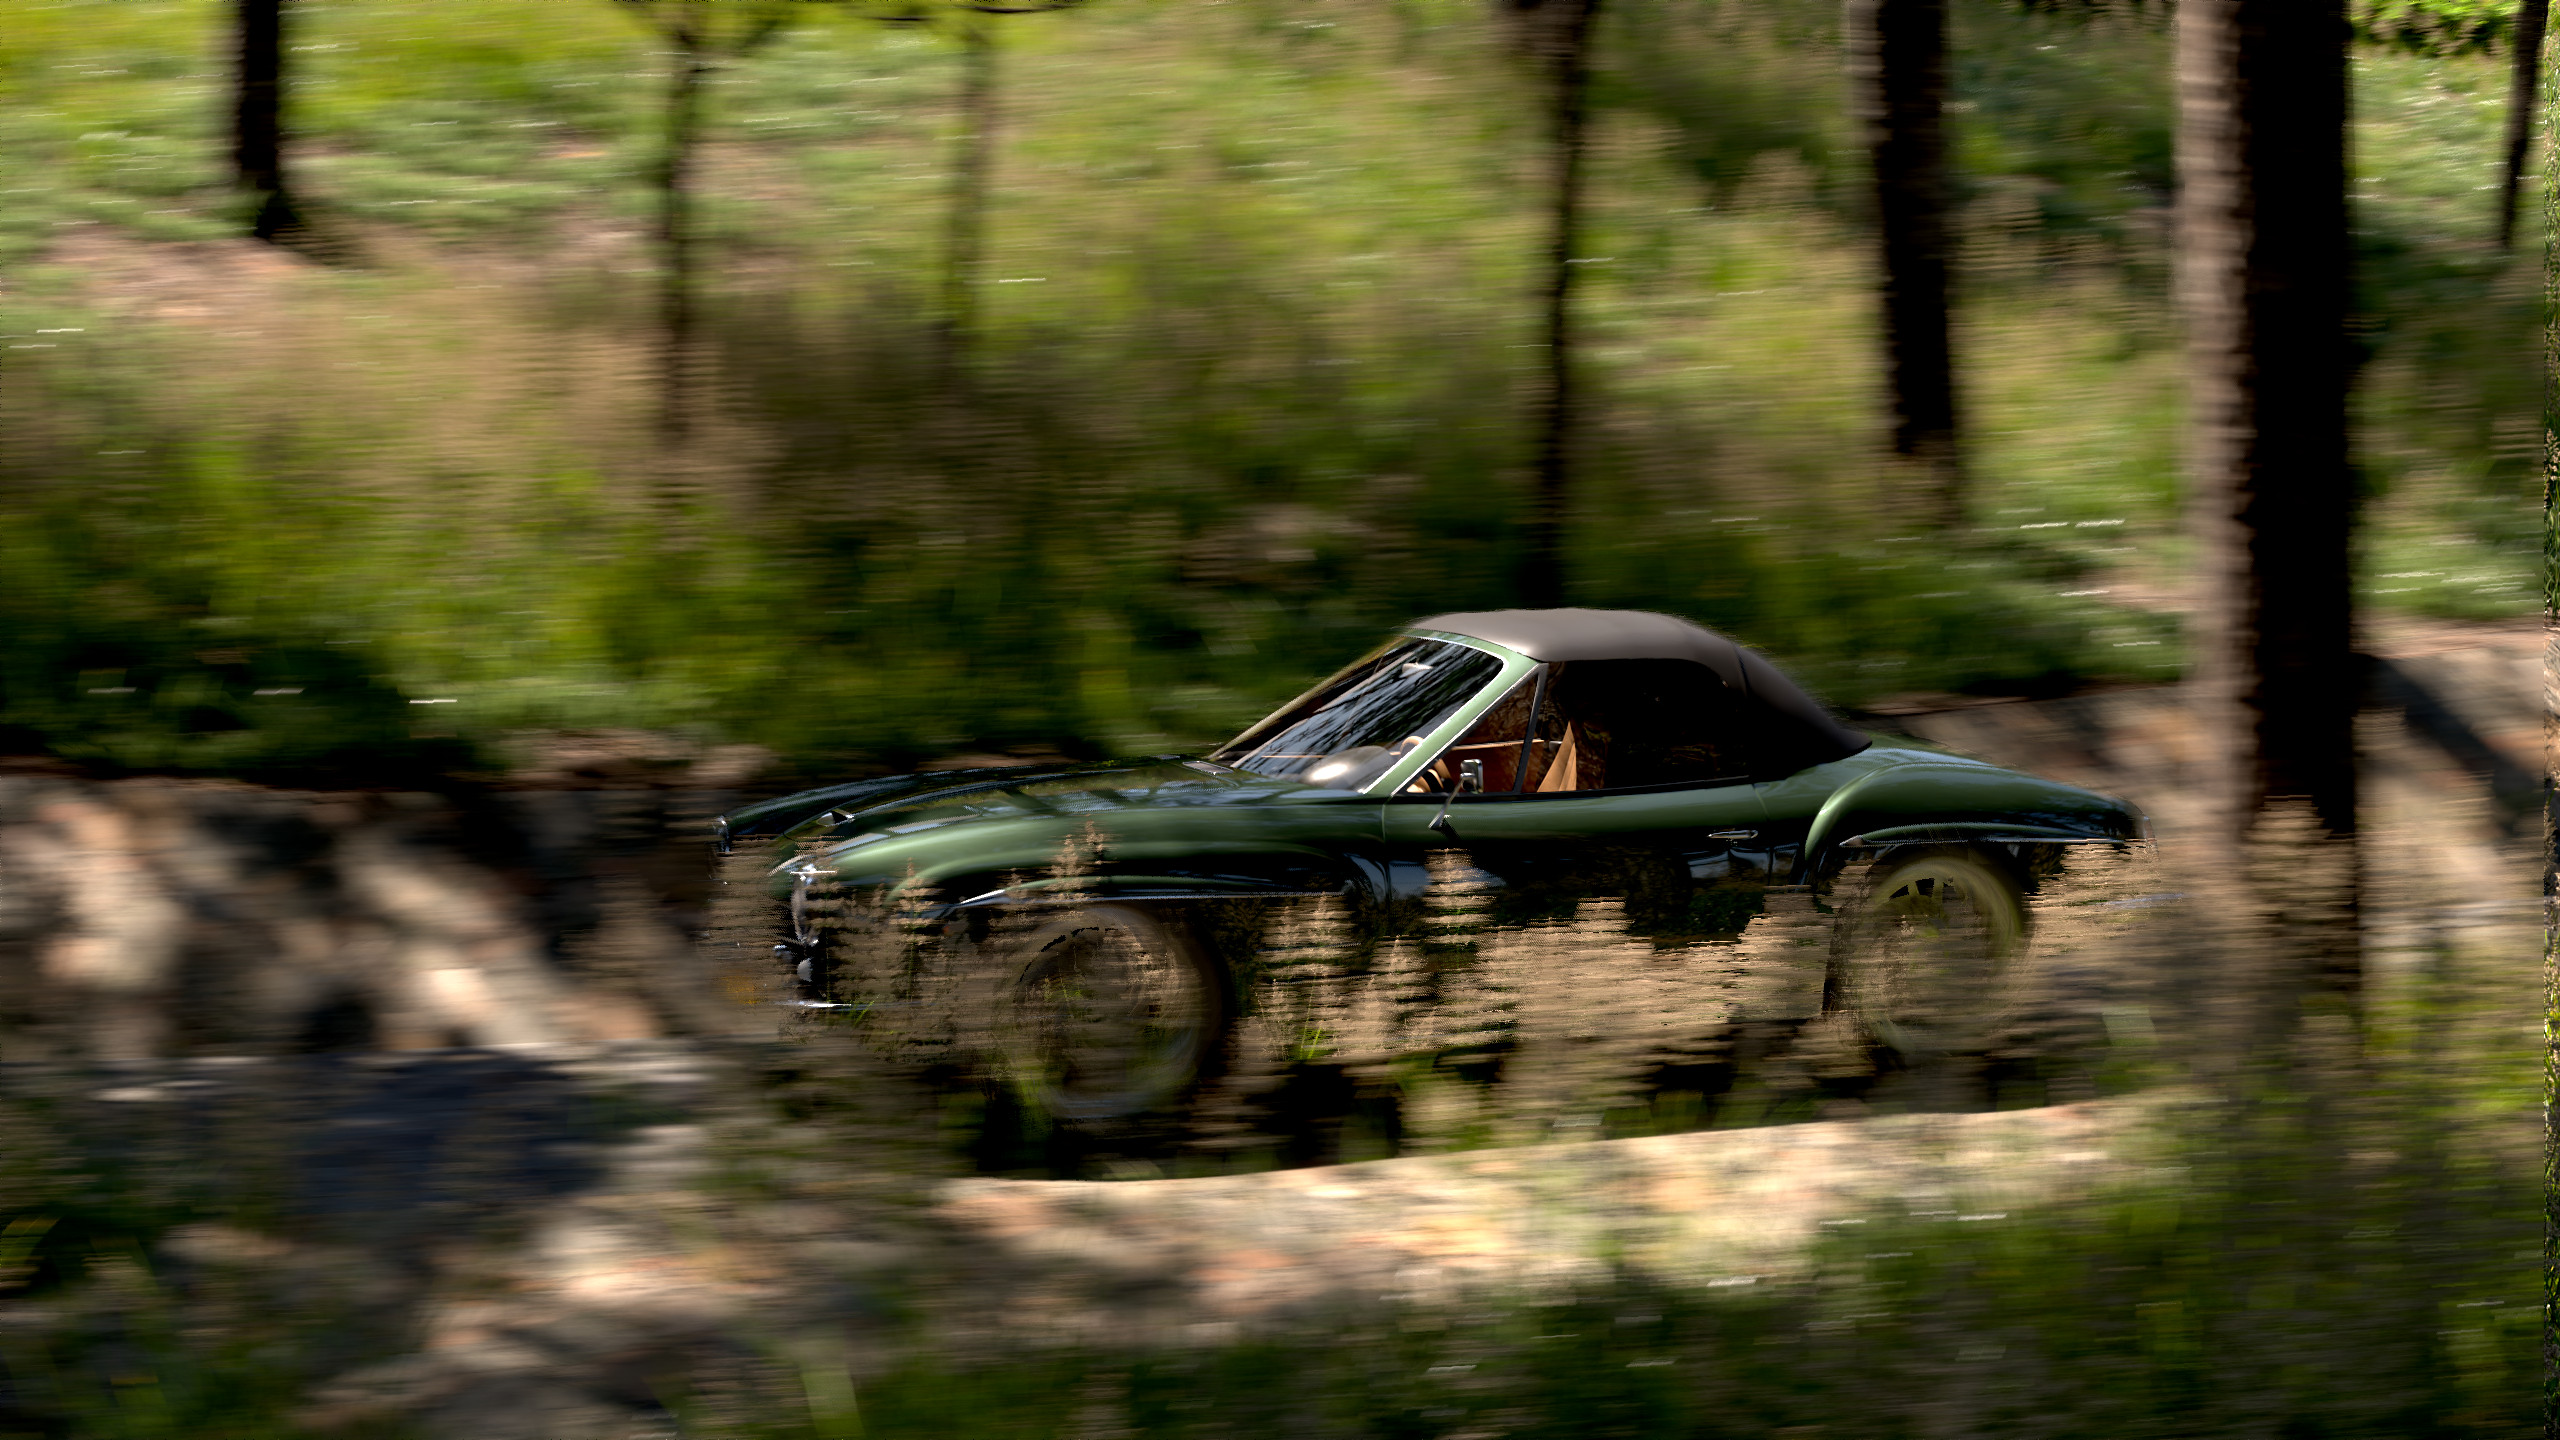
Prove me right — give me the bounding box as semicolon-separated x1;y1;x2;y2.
0;0;2541;1436
0;0;2533;774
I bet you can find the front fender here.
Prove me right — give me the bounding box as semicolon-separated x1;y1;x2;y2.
718;772;993;852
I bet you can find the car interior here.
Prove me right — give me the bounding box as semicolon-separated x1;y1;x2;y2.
1413;659;1774;795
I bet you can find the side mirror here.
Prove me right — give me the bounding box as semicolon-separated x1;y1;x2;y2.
1428;758;1486;834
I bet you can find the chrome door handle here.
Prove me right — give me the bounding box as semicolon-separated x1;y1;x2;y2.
1708;829;1758;841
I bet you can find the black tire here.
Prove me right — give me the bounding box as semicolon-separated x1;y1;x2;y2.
994;904;1225;1123
1825;847;2027;1068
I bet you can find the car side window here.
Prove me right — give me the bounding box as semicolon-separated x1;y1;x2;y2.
1413;674;1539;793
1523;669;1579;791
1530;659;1772;792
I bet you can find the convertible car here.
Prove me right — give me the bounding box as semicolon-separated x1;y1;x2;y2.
715;608;2145;1133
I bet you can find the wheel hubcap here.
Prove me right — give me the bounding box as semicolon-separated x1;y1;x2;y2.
1847;863;2014;1059
1008;924;1210;1118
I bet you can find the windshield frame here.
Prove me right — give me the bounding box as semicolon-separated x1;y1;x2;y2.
1212;631;1533;796
1371;632;1534;795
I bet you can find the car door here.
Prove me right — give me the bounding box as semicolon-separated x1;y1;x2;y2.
1380;658;1779;939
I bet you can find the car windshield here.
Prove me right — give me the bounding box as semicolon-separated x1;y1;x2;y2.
1212;638;1505;789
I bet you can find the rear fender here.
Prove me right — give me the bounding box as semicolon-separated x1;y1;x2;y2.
1802;763;2142;881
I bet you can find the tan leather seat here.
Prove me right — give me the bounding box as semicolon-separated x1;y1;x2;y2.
1535;723;1583;792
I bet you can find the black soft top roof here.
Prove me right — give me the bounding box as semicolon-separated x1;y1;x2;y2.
1411;608;1869;763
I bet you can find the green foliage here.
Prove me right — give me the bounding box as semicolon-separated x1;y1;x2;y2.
2354;0;2524;56
2350;51;2544;617
1602;0;1860;208
1952;0;2176;247
0;618;472;783
0;0;2532;777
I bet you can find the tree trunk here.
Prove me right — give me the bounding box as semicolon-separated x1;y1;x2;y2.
657;12;709;446
939;15;1001;385
1512;0;1599;610
234;0;298;241
2541;24;2559;1403
2174;0;2362;1042
1846;0;1962;524
2496;0;2548;250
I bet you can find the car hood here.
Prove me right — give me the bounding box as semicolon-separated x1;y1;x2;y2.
719;757;1323;856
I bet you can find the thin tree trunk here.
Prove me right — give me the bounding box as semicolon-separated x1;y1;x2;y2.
657;14;708;446
2174;0;2362;1043
1847;0;1962;524
2540;19;2559;1406
234;0;298;241
2496;0;2548;250
1515;0;1599;611
939;15;1000;384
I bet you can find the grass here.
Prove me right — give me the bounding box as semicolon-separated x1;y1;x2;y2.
0;0;2537;776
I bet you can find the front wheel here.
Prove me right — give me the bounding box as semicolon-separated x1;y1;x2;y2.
1825;847;2027;1070
994;904;1225;1123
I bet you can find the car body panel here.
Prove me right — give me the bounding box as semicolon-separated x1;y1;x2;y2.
1770;747;2142;878
1381;777;1767;847
767;761;1381;904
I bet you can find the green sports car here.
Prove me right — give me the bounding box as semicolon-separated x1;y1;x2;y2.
716;609;2145;1134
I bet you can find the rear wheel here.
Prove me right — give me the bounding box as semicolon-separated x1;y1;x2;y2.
1825;847;2026;1074
995;904;1224;1123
